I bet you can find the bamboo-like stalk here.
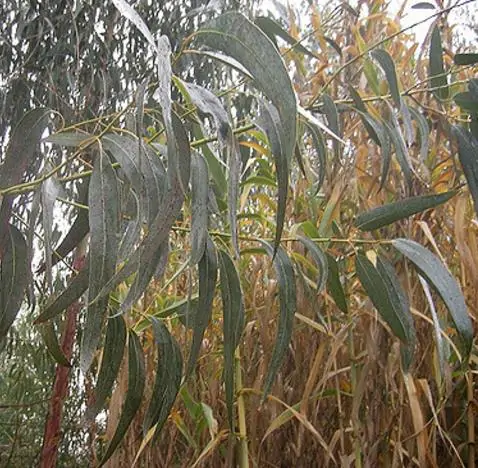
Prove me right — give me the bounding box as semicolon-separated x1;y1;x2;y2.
235;347;249;468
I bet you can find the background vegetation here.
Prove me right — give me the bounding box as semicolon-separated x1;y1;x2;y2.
0;0;477;466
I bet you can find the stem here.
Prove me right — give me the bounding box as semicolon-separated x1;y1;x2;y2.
235;347;249;468
39;246;86;468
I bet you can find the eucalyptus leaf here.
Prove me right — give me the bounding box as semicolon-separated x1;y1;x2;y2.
99;330;145;466
355;191;457;231
39;322;71;367
86;315;127;420
80;150;119;373
261;241;297;401
218;249;245;429
429;25;449;101
0;226;28;340
392;238;473;357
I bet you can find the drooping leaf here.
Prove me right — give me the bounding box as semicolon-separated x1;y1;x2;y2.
255;16;318;58
297;236;328;294
218;249;245;429
121;241;169;313
371;49;402;107
194;11;297;247
181;80;231;145
190;152;209;265
86;315;127;421
227;138;241;258
112;0;158;53
0;225;28;340
385;122;413;191
80;150;119;373
195;12;296;161
454;53;478;66
377;257;416;371
418;275;447;376
39;322;71;367
321;93;341;162
392;238;473;357
256;99;289;253
355;191;457;231
348;86;381;145
453;126;478;217
99;329;145;466
326;253;347;313
41;176;61;291
408;107;430;161
102;134;165;224
35;263;89;324
186;237;218;377
0;109;50;254
302;121;327;194
261;241;297;401
356;253;409;343
429;25;449;101
143;318;183;439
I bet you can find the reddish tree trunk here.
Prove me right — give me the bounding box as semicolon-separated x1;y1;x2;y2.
39;251;86;468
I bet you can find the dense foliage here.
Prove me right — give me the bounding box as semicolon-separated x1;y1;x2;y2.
1;0;477;466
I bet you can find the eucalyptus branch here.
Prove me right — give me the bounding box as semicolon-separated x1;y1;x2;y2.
307;0;478;105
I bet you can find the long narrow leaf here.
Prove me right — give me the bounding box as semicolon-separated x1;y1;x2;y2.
86;315;127;420
99;329;145;466
261;241;297;401
81;150;119;373
218;249;245;429
392;238;473;357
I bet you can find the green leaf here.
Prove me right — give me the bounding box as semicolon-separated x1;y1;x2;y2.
255;16;317;59
218;249;245;429
303;121;327;194
376;257;416;371
186;50;254;79
143;318;183;439
190;152;210;265
39;322;71;366
348;86;381;145
86;315;127;420
186;237;218;377
355;191;457;231
392;238;473;357
81;149;119;373
454;91;478;113
454;53;478;66
384;122;413;191
261;241;297;401
0;109;50;255
41;176;61;291
408;107;430;161
322;93;341;162
297;236;328;294
181;80;231;145
35;264;89;324
429;25;449;101
256;99;289;253
371;49;402;107
356;254;410;343
45;131;92;147
99;329;145;466
195;11;297;246
0;225;28;341
453;126;478;217
412;2;435;9
326;253;347;313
